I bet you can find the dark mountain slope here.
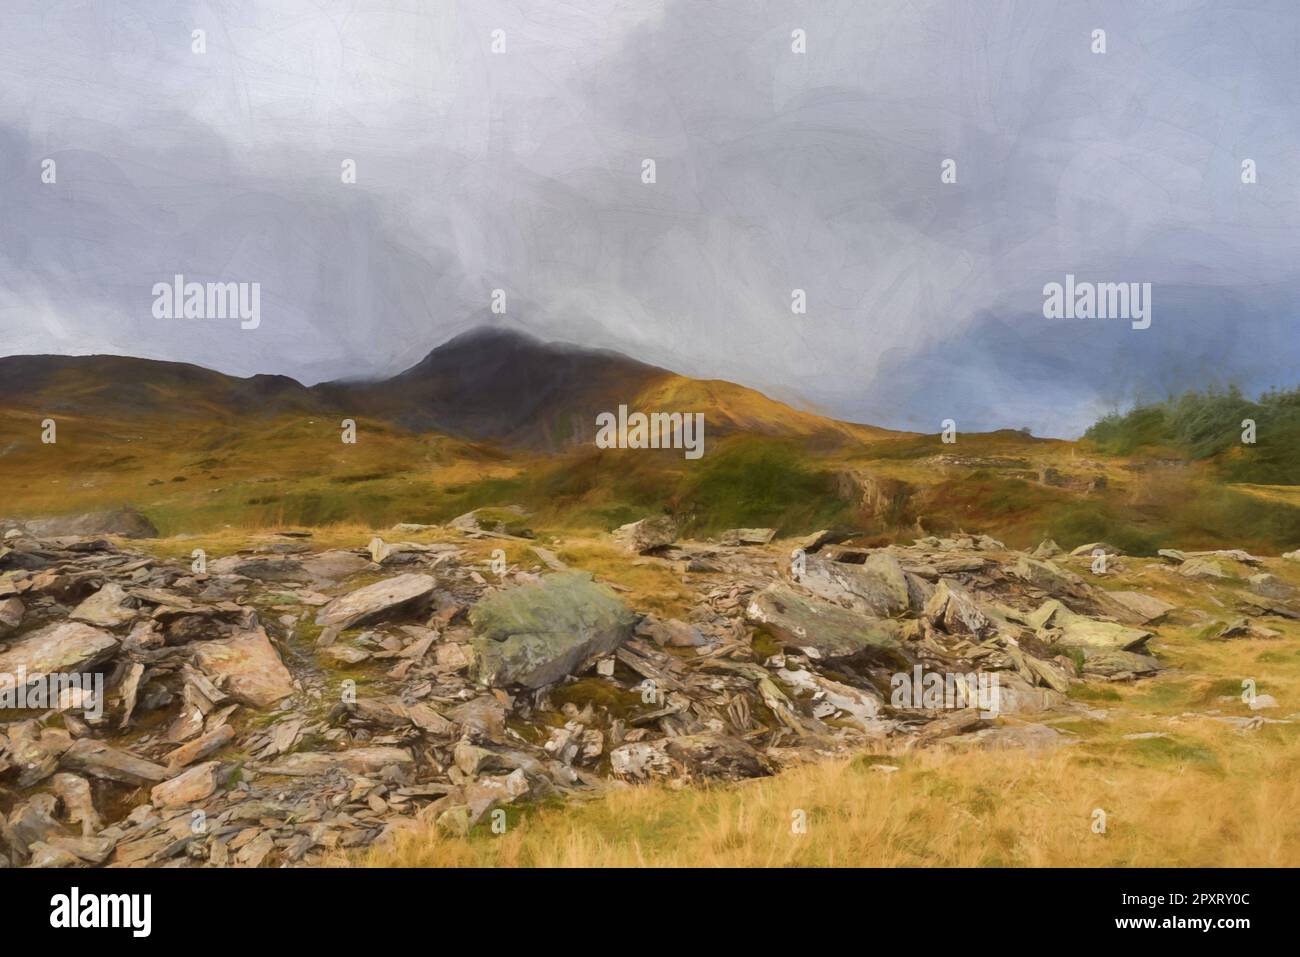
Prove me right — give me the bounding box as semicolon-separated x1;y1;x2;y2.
317;327;667;449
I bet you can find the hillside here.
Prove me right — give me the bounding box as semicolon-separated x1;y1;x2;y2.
0;328;896;535
1;332;1299;552
8;473;1300;872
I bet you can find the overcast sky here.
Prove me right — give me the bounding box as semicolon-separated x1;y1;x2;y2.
2;1;1298;437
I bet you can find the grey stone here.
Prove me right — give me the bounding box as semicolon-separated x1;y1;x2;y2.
315;573;437;630
0;622;119;683
612;515;677;553
798;551;911;617
746;584;904;659
470;572;638;688
21;507;157;539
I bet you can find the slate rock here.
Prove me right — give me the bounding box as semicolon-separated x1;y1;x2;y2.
746;584;904;660
315;573;437;630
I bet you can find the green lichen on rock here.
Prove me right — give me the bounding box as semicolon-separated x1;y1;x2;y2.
470;572;639;689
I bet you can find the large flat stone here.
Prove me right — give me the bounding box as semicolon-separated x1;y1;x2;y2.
151;761;221;808
1009;555;1087;597
0;622;119;682
1102;590;1177;624
192;626;294;707
1030;599;1153;652
610;733;771;781
315;573;437;629
208;555;308;582
60;739;168;786
298;549;373;582
69;582;137;628
746;584;903;659
267;746;414;776
22;507;157;539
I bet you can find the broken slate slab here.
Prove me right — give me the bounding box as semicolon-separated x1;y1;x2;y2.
69;582;137;628
165;724;235;771
798;552;912;617
21;507;157;540
267;746;414;776
1103;590;1177;624
207;555;308;581
60;739;168;786
1030;599;1153;652
0;622;119;683
610;733;770;781
314;573;437;630
1179;557;1230;580
718;527;777;546
192;626;295;707
1009;555;1086;597
1248;573;1296;601
746;584;903;660
150;761;221;808
1080;648;1161;678
922;580;995;639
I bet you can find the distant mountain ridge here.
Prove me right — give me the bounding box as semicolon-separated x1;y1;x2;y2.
0;353;314;420
0;327;894;451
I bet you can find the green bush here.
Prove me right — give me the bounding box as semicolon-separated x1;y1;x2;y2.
1085;385;1300;484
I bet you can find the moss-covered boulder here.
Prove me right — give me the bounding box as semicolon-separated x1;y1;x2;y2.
470;572;639;689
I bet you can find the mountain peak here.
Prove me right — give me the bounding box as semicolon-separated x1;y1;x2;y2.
437;325;543;349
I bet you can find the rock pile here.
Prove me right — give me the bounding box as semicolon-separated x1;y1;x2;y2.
2;520;1294;867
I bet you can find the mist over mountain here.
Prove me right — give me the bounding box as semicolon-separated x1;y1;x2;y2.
315;327;667;448
4;2;1299;437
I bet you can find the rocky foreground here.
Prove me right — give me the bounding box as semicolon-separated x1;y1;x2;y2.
1;510;1297;868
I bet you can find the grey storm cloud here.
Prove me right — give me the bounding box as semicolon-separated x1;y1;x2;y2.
1;0;1298;436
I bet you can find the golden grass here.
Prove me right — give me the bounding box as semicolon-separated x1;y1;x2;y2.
357;718;1300;867
352;556;1300;869
1231;483;1300;508
0;410;521;535
547;536;699;619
